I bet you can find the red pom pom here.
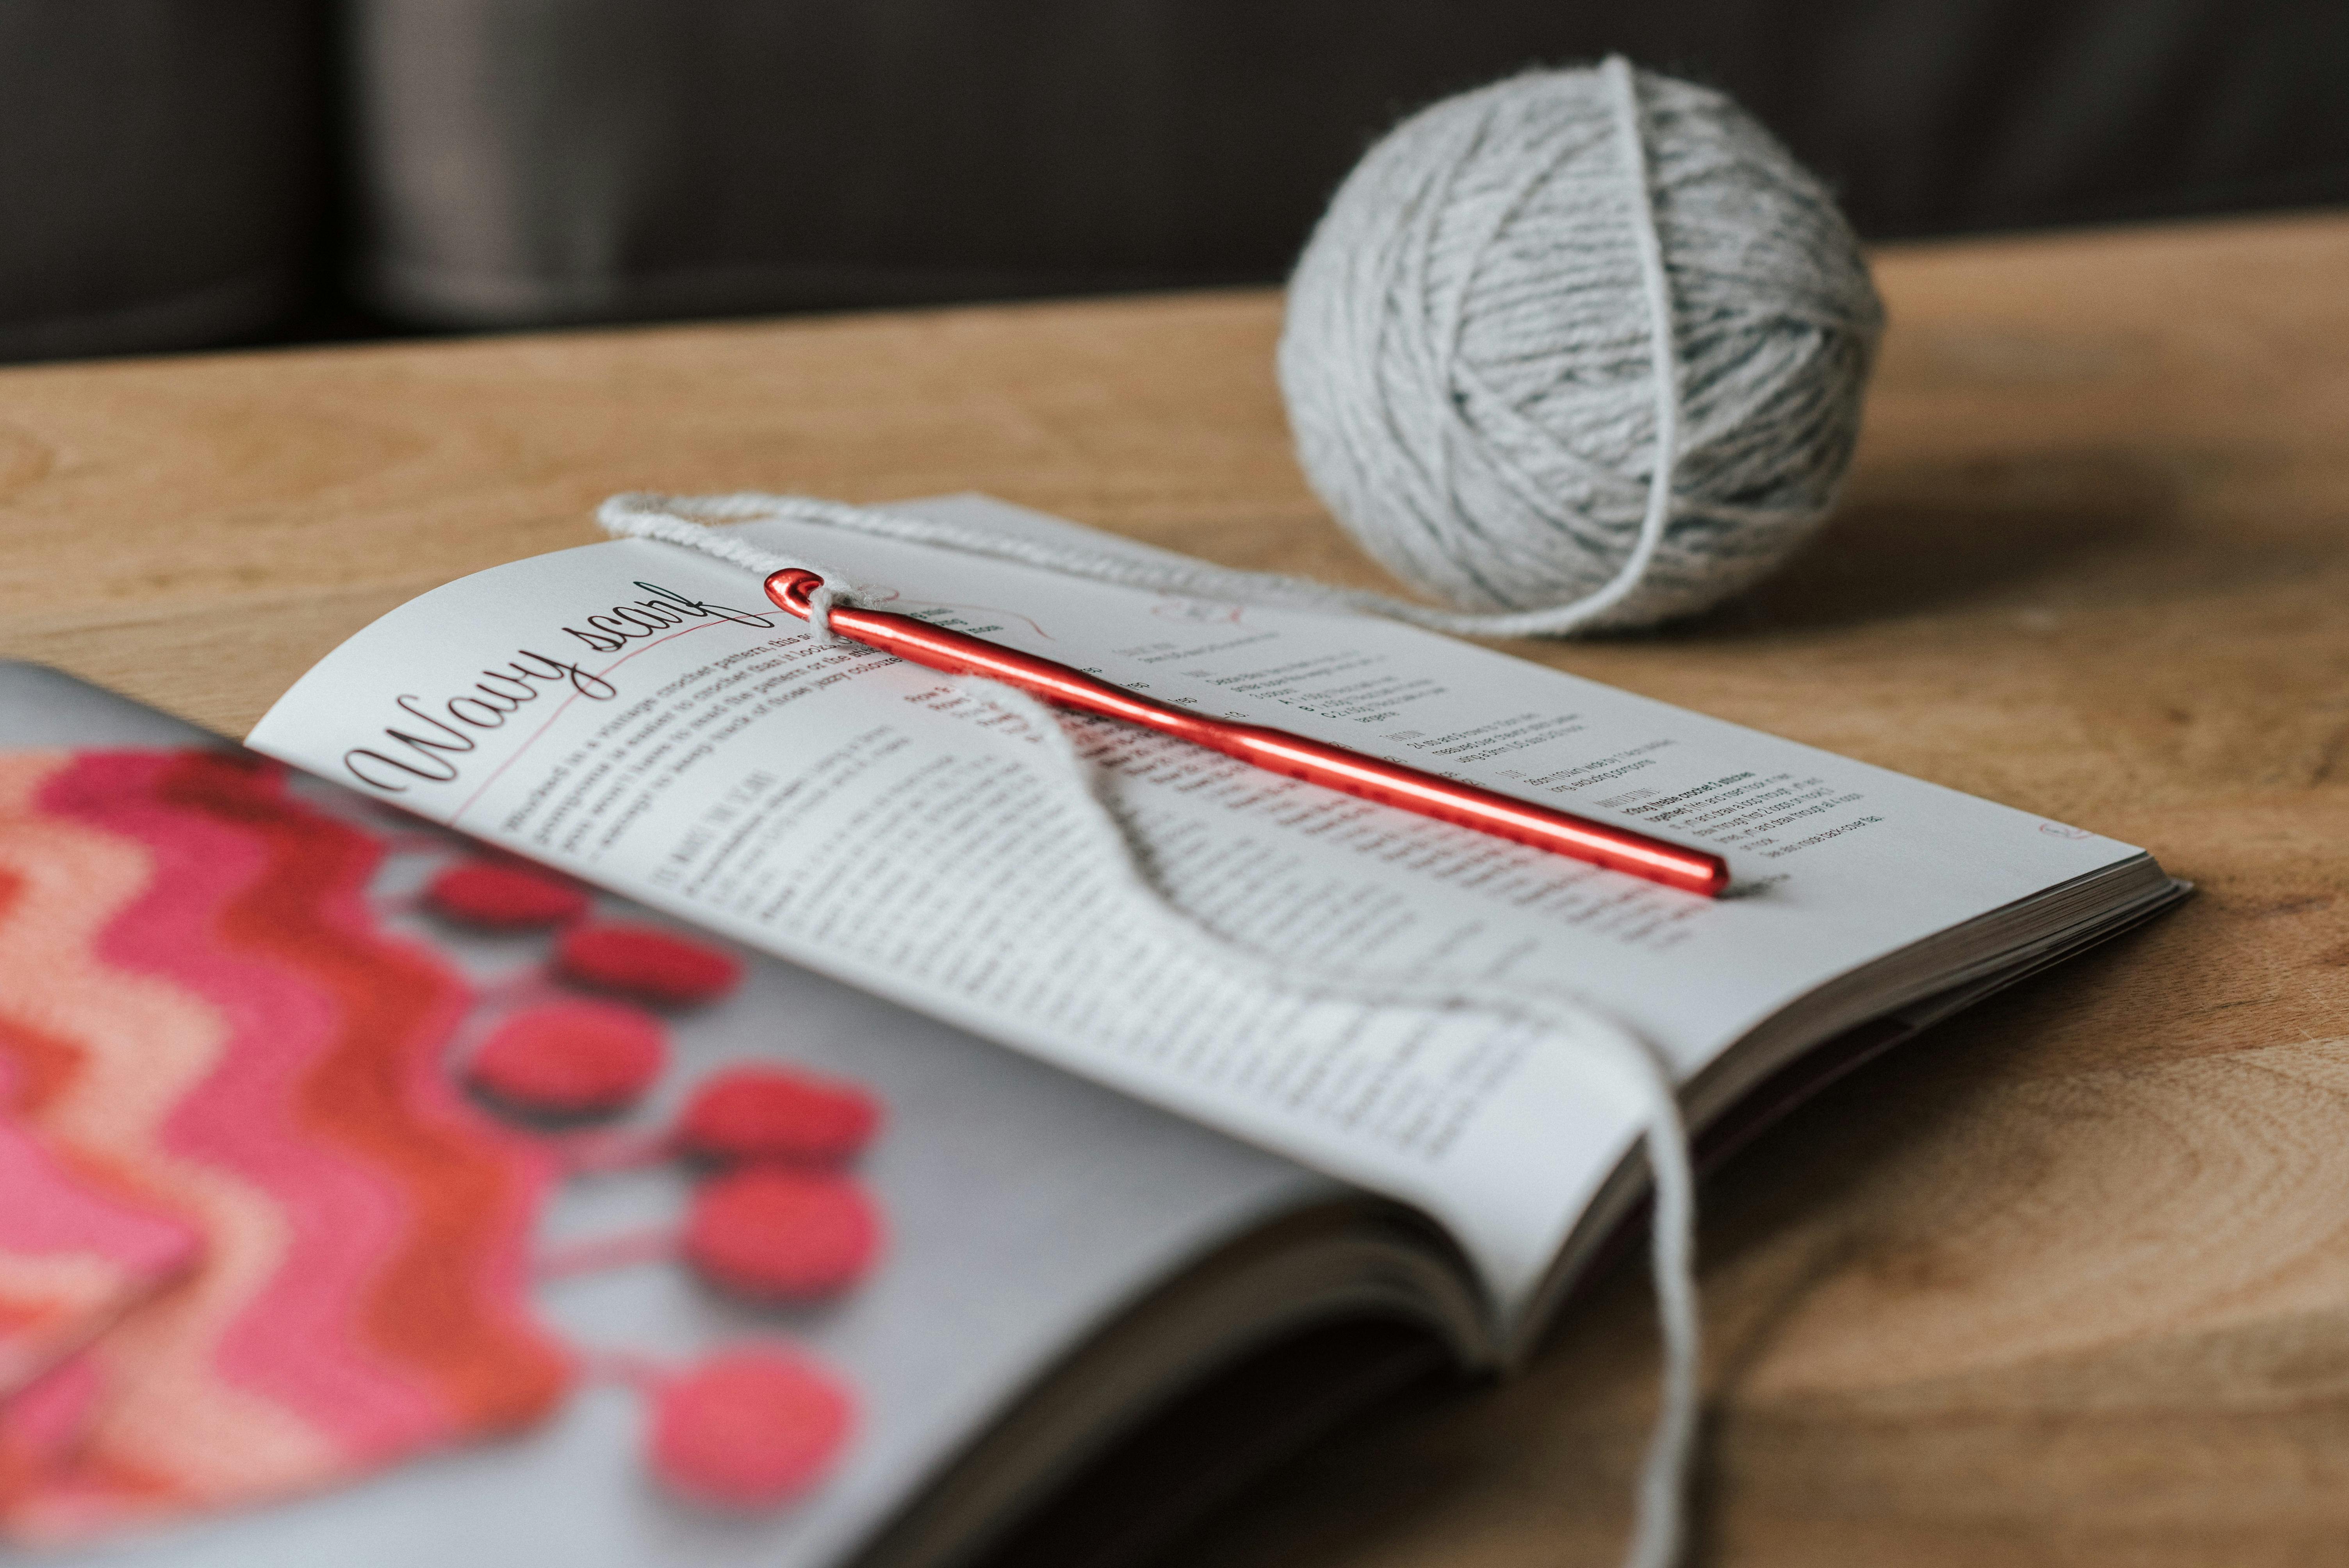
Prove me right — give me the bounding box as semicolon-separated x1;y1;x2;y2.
425;859;592;928
557;924;743;1006
683;1169;881;1299
678;1067;883;1166
647;1347;853;1510
468;1001;668;1116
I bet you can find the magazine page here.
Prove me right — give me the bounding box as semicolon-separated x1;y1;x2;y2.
0;664;1343;1568
246;501;2146;1315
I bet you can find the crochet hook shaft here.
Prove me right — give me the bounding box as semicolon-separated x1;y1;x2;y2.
763;569;1729;896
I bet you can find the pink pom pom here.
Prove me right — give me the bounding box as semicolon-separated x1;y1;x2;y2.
683;1169;881;1299
425;859;592;928
678;1067;883;1166
468;1001;668;1116
557;924;743;1006
647;1348;853;1510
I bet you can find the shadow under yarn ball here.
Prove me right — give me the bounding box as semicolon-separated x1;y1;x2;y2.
1279;58;1884;634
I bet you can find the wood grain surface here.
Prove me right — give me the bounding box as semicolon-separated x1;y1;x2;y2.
4;210;2346;1565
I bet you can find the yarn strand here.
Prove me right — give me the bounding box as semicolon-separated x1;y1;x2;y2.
599;489;1704;643
592;496;866;640
1569;55;1683;633
961;679;1701;1568
600;504;1704;1568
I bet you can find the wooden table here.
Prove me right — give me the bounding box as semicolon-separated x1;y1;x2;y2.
4;211;2347;1566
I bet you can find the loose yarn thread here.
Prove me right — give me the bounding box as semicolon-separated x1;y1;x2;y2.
601;506;1702;1568
957;677;1700;1568
600;485;1706;642
1280;56;1882;631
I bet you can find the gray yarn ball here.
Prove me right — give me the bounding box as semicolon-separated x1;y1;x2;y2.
1278;60;1884;634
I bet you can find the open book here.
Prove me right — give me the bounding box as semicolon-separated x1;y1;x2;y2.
0;496;2181;1567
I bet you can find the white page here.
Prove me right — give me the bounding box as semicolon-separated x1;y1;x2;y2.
249;499;2141;1320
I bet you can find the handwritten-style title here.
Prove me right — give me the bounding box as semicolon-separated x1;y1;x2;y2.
342;581;777;791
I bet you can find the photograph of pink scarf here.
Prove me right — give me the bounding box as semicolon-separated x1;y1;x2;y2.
0;1105;198;1399
0;748;572;1544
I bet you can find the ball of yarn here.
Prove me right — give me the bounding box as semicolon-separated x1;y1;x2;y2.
1279;58;1883;632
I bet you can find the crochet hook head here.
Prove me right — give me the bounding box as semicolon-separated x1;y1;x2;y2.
765;569;824;619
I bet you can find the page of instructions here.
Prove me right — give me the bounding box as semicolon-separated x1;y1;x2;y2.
249;505;2142;1318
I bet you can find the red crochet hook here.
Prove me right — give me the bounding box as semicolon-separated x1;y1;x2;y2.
763;570;1730;896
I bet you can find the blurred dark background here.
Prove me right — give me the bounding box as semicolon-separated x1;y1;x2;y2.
4;0;2344;364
